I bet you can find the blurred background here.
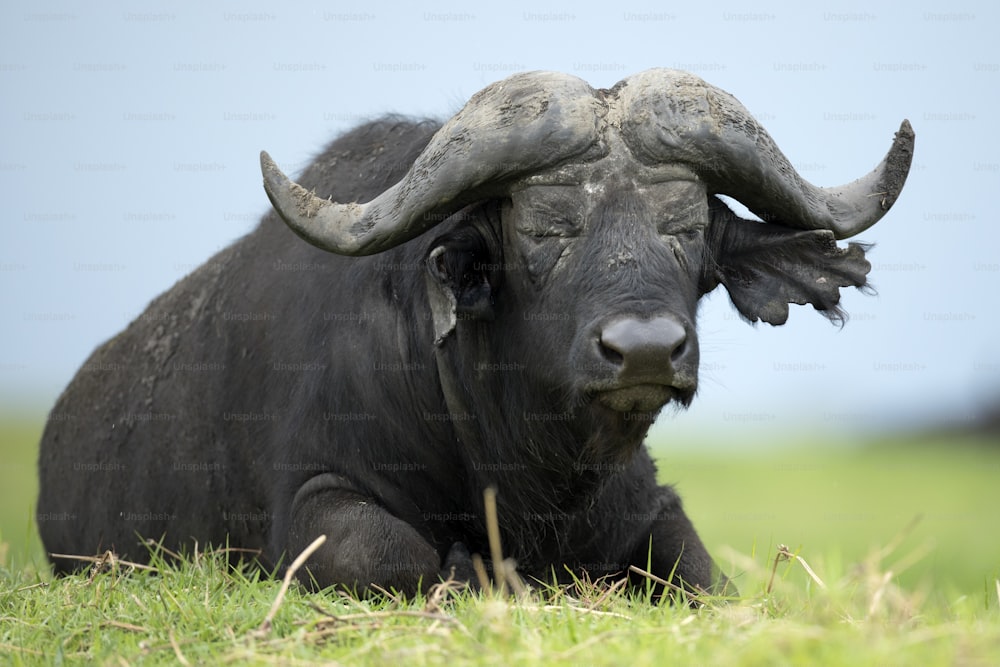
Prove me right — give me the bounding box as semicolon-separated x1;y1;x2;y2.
1;1;997;583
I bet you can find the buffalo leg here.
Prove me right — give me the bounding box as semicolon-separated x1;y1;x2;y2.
629;485;733;598
285;474;442;595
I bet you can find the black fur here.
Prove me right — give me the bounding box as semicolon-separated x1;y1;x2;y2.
37;117;875;597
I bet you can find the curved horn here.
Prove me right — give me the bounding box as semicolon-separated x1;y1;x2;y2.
615;69;914;239
261;72;607;256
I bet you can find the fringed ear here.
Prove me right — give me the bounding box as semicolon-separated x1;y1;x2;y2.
704;199;873;326
425;226;497;345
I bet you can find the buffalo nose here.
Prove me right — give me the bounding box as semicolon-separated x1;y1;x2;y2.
598;316;689;379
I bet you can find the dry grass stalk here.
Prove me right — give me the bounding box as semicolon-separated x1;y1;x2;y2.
867;570;895;618
535;605;632;620
580;575;628;611
0;643;45;656
471;553;491;592
168;629;190;666
854;519;932;621
627;564;701;606
101;620;149;633
767;544;826;595
424;574;466;615
479;486;529;597
483;486;507;595
48;550;159;578
777;545;827;591
254;534;327;636
144;538;183;562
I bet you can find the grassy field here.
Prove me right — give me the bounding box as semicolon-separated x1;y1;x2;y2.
2;418;999;664
0;419;42;570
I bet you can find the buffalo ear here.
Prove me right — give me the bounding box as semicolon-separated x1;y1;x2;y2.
705;198;873;326
425;228;496;345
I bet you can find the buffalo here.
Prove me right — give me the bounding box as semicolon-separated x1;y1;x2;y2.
37;69;913;597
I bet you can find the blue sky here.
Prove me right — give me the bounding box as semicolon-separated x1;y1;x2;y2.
2;0;998;439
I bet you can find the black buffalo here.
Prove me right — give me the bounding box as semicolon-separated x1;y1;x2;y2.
37;69;913;597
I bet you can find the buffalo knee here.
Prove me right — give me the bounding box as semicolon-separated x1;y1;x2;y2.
287;475;440;594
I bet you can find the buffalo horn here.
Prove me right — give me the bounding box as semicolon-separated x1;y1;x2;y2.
616;68;914;240
261;72;606;255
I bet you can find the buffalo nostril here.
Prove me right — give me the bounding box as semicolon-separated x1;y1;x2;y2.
598;339;625;365
670;337;688;364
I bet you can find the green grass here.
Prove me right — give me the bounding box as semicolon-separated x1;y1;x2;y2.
2;420;999;665
0;417;44;568
664;434;1000;599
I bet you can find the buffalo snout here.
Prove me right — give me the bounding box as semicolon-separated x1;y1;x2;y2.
599;316;689;372
576;315;698;412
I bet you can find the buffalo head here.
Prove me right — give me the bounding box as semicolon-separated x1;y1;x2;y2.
260;69;913;424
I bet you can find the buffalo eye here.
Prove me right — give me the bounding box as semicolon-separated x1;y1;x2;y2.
427;229;496;321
